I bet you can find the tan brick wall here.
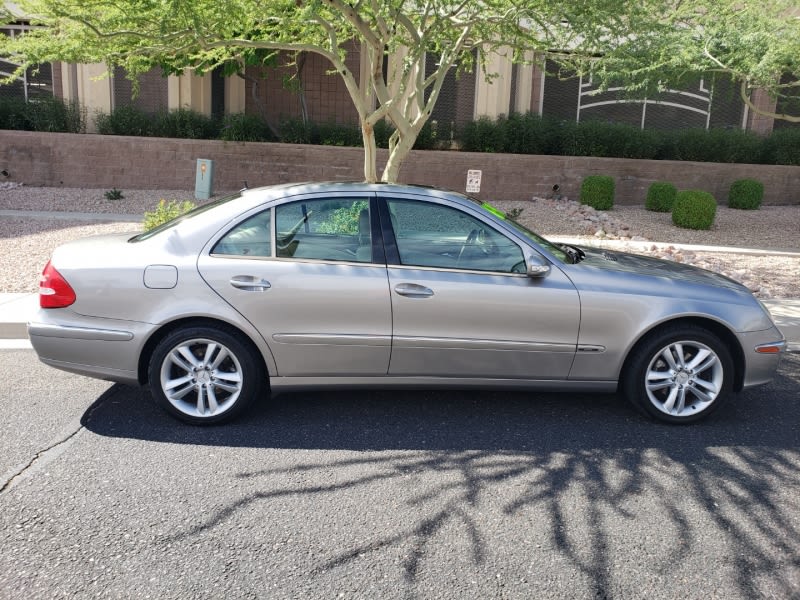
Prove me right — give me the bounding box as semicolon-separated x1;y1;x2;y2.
1;130;798;206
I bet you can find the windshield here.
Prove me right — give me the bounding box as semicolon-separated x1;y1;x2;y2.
470;198;570;263
130;192;243;242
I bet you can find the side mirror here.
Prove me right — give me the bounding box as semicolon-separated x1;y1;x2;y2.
526;254;551;278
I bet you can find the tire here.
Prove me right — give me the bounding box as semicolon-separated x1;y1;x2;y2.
148;324;264;425
622;325;734;424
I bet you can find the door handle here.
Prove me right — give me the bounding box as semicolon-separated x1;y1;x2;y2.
394;283;434;298
230;276;271;292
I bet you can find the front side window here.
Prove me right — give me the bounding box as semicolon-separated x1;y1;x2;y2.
212;209;272;257
387;199;524;273
275;198;373;263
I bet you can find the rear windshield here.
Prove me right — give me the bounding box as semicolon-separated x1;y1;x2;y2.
129;192;243;242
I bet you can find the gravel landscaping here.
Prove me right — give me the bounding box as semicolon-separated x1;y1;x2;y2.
1;185;798;298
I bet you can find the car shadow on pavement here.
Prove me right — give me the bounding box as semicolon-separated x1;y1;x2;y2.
80;355;800;598
83;354;800;454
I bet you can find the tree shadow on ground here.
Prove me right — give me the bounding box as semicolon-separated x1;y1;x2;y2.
84;354;800;598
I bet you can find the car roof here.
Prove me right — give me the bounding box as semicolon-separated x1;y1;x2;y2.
239;181;472;205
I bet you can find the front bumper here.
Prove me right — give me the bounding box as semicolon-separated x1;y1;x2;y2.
739;326;786;390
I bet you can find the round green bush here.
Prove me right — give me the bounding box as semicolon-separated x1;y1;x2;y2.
579;175;615;210
645;182;678;212
728;179;764;210
672;190;717;230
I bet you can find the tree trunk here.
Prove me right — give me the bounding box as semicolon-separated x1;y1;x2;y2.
362;121;378;183
382;131;415;183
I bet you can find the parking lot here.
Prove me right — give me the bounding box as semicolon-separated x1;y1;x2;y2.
1;349;799;599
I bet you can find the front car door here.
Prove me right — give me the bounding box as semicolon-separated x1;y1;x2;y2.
197;193;392;377
381;194;580;380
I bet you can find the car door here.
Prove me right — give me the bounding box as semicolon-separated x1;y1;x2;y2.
197;193;392;377
381;195;580;380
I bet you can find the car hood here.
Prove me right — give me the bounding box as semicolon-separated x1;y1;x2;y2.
573;246;751;294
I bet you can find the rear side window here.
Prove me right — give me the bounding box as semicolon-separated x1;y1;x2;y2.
211;210;272;257
275;198;374;263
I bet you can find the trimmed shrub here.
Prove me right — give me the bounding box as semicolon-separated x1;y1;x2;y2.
645;182;678;212
672;190;717;230
580;175;615;210
728;179;764;210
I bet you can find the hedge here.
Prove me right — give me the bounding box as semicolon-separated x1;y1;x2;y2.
3;99;800;166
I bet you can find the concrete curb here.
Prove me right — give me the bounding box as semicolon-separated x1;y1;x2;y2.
0;293;37;340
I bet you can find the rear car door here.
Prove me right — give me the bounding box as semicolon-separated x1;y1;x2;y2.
381;195;580;380
197;193;392;376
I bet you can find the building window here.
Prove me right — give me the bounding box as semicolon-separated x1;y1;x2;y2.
539;59;745;131
0;24;53;101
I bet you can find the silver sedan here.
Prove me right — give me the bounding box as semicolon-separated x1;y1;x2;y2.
29;182;785;424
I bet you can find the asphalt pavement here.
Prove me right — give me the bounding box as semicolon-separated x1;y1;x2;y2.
1;348;799;599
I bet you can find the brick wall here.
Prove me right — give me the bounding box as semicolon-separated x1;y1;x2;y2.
1;130;798;206
246;42;361;126
113;67;169;113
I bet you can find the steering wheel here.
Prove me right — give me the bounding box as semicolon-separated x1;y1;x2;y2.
457;228;481;264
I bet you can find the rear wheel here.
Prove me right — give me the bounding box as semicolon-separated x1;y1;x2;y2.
148;325;263;425
622;325;734;423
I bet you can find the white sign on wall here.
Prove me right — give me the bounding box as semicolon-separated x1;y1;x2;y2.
466;169;482;193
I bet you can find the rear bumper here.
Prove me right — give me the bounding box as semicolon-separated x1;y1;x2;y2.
28;315;148;386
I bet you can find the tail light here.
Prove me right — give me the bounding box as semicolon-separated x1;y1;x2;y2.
39;260;76;308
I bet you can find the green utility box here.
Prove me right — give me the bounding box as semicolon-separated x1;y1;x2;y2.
195;159;214;200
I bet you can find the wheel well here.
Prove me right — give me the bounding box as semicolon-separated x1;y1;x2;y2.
621;317;746;392
137;317;268;386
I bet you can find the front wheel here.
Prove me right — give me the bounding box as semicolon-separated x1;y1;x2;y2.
148;325;264;425
622;325;734;424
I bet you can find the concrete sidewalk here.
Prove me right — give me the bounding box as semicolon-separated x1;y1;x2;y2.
2;291;797;352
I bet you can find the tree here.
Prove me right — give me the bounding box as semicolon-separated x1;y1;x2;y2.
0;0;662;182
2;1;799;182
574;2;800;124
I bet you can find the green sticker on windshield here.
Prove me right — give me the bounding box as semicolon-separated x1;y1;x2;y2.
481;202;506;219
